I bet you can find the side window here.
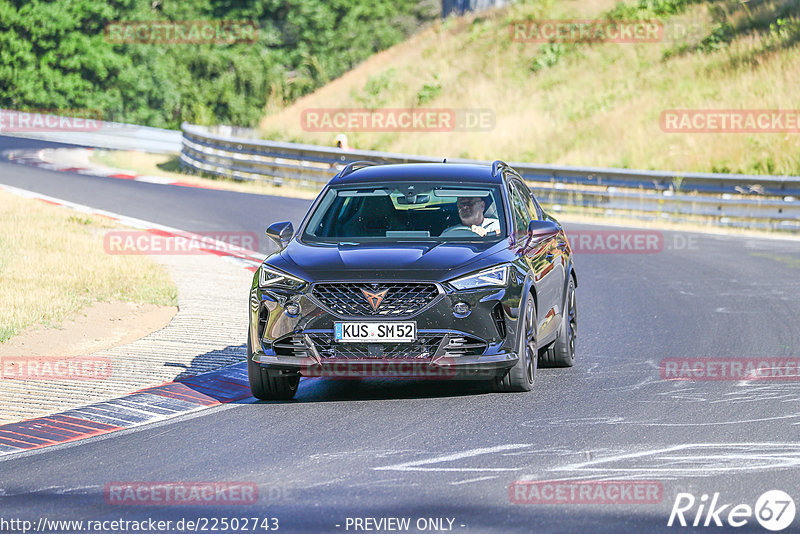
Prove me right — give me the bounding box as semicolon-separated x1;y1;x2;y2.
507;182;532;235
512;178;542;220
530;195;544;220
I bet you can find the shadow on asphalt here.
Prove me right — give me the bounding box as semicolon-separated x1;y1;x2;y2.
168;342;554;404
267;376;503;403
166;344;247;382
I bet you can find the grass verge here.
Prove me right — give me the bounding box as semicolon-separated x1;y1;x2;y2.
0;190;178;342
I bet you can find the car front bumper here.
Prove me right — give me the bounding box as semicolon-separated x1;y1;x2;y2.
252;348;518;379
248;273;526;380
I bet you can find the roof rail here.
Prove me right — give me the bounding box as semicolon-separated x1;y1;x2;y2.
336;160;380;179
491;160;509;176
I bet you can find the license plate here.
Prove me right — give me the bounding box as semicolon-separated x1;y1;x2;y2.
334;322;416;343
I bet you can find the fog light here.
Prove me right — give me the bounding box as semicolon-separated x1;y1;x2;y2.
453;302;470;317
285;303;300;315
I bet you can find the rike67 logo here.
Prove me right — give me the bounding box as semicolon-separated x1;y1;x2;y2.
668;490;796;531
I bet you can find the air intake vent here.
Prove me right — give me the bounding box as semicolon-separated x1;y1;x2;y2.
257;304;269;340
491;304;507;339
273;334;310;358
307;333;445;360
443;335;487;357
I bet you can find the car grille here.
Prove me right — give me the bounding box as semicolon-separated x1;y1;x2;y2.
272;332;487;360
312;282;440;317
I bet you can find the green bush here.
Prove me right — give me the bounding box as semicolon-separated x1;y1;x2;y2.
0;0;438;128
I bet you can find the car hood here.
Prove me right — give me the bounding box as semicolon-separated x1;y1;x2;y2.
270;239;512;281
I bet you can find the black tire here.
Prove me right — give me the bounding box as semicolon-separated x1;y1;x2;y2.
247;334;300;400
493;293;536;392
541;275;576;368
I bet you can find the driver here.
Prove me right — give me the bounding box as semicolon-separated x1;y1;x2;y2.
453;196;500;237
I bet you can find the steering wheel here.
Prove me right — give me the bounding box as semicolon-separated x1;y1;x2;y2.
440;225;481;237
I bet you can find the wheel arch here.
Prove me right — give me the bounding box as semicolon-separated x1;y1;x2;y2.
560;259;577;316
519;274;539;343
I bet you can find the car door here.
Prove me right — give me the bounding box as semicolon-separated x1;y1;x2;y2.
508;178;564;343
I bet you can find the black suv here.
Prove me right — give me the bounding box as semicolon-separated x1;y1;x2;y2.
247;161;577;399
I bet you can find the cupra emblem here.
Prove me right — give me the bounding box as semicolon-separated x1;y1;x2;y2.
361;288;388;311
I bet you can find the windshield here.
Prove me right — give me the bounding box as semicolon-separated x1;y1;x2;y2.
302;182;507;242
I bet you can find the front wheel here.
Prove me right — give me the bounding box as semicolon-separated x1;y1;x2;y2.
541;276;576;368
492;293;536;392
247;334;300;400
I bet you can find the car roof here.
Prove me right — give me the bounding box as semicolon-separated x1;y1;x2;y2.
328;163;504;186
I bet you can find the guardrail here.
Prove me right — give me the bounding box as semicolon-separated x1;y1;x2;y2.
0;109;181;153
181;122;800;230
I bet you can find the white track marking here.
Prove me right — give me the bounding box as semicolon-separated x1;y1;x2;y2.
374;444;532;472
550;443;800;476
542;413;800;427
135;175;177;184
450;476;499;485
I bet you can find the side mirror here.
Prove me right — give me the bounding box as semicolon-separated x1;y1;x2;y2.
266;221;294;249
514;220;560;256
527;220;559;241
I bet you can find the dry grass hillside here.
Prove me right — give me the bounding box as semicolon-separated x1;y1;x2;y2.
260;0;800;175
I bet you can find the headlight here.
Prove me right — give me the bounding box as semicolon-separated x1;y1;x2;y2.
258;266;307;290
449;265;509;290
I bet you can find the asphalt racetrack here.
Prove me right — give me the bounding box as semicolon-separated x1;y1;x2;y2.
1;135;799;533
